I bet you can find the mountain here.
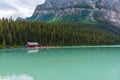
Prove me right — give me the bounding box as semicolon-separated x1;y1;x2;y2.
25;0;120;26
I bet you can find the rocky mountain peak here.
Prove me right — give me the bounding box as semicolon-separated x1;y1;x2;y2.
26;0;120;27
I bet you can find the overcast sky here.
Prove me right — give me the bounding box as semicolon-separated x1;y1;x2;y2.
0;0;45;19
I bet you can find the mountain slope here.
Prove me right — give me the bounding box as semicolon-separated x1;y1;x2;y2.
26;0;120;26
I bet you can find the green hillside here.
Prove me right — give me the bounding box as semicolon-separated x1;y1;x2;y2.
0;18;120;48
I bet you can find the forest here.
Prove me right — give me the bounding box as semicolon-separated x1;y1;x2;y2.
0;18;120;48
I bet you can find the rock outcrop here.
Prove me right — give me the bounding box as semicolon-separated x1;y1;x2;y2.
26;0;120;27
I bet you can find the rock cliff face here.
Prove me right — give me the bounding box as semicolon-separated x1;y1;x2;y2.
26;0;120;26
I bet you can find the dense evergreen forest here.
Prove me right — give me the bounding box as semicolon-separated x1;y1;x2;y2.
0;18;120;48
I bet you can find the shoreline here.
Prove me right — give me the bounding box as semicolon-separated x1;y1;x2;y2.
1;45;120;49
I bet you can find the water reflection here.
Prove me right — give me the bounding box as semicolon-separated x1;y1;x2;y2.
27;49;39;54
0;74;33;80
0;47;120;80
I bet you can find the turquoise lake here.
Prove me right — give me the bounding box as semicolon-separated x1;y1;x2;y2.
0;46;120;80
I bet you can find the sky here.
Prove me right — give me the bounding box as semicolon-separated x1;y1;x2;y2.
0;0;45;19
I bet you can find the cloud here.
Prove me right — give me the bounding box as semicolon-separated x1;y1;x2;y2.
0;0;45;19
0;1;17;10
0;10;16;18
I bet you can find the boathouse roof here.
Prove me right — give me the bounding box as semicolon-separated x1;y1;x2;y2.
27;42;39;46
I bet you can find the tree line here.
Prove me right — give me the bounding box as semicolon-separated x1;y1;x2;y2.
0;18;120;48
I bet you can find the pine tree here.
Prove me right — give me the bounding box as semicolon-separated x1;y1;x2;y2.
2;39;6;48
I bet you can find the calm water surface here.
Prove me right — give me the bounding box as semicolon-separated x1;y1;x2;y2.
0;46;120;80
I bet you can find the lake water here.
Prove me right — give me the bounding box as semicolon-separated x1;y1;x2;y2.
0;46;120;80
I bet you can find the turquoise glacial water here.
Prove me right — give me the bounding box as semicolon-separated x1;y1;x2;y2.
0;46;120;80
